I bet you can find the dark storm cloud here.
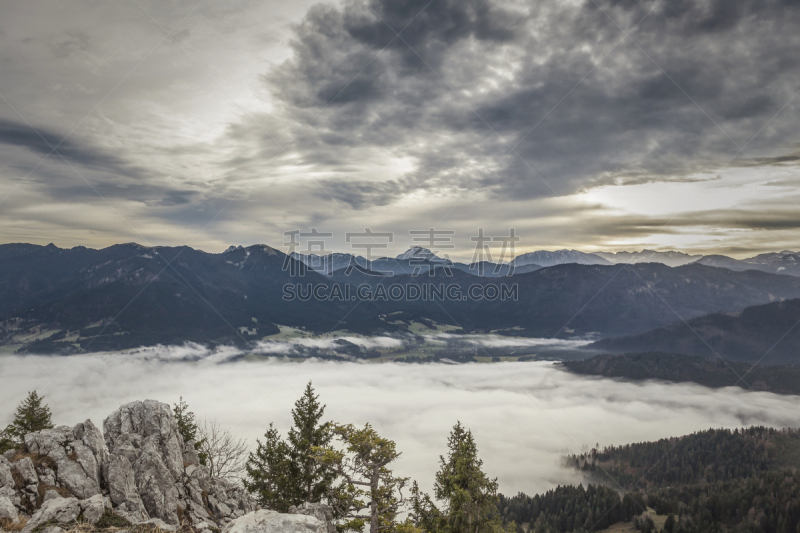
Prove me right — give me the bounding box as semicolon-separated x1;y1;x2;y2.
0;118;203;208
735;149;800;167
0;118;142;179
321;178;400;209
265;0;800;204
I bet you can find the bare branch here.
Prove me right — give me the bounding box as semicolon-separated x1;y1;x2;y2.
198;417;250;481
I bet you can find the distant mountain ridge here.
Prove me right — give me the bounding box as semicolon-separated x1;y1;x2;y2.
6;242;800;353
511;249;611;267
693;251;800;276
595;249;703;267
588;298;800;364
287;245;800;275
291;246;542;277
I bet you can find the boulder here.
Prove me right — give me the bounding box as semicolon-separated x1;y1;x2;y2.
79;494;110;524
0;495;18;523
43;490;62;503
289;503;335;533
22;497;81;533
136;517;178;532
0;457;14;489
223;510;326;533
12;457;38;487
210;478;258;519
24;420;106;499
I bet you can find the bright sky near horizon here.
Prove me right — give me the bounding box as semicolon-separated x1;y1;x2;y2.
1;0;799;260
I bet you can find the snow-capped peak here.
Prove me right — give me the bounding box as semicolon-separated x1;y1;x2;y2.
395;246;446;261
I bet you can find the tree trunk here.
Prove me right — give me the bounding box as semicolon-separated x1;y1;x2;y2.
370;465;380;533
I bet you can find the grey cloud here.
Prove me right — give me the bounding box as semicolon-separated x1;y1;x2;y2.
2;353;799;497
261;0;800;204
316;178;400;209
0;118;143;179
736;150;800;167
51;31;90;58
591;208;800;236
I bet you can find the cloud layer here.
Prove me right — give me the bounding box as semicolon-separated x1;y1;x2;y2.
2;350;799;496
1;0;799;255
263;0;800;202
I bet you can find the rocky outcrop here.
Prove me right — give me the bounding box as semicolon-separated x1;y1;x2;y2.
1;399;257;530
24;421;106;499
0;495;18;524
223;510;327;533
0;456;22;511
21;497;81;533
289;503;335;533
101;400;257;526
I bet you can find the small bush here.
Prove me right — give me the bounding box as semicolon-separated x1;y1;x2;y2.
95;509;132;529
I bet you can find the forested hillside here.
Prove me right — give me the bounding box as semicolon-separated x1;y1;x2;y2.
561;353;800;395
496;428;800;533
588;299;800;364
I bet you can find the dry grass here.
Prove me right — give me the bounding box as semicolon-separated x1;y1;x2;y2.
0;519;192;533
9;451;57;471
0;516;29;532
37;484;74;507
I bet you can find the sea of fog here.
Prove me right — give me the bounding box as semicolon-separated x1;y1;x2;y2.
2;344;800;497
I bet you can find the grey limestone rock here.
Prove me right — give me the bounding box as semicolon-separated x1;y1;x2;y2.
24;421;106;499
21;497;81;533
0;495;19;523
223;510;326;533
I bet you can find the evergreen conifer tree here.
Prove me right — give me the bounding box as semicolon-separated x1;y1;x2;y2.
173;397;206;464
1;391;54;452
245;382;334;511
245;423;293;511
288;382;334;503
174;396;199;443
412;422;500;533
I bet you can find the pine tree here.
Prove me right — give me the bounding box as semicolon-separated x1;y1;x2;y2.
288;382;335;503
1;391;54;452
664;514;676;533
245;423;293;511
173;396;199;443
412;422;500;533
245;382;334;511
173;397;206;465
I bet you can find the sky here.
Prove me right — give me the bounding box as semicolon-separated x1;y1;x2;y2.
1;0;799;260
3;353;799;496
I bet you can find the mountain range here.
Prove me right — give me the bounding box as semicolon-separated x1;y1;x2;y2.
5;242;800;354
588;297;800;364
292;246;542;277
292;246;800;276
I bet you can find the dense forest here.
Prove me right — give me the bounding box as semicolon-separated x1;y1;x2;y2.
561;353;800;396
497;486;644;532
564;426;800;489
492;427;800;533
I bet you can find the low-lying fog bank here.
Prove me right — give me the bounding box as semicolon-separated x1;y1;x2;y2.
2;346;798;497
